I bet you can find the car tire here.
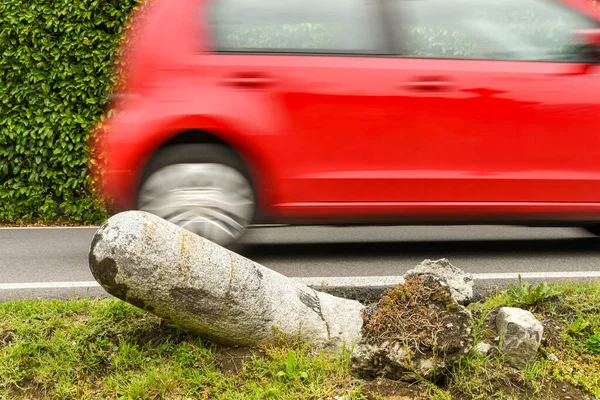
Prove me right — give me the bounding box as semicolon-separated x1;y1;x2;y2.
137;144;255;248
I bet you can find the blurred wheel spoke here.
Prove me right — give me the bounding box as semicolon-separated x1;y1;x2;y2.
139;163;254;245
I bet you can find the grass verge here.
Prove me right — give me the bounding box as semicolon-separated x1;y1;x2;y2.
437;279;600;400
0;299;362;399
1;280;600;399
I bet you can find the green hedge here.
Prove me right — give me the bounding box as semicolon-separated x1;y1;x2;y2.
0;0;140;224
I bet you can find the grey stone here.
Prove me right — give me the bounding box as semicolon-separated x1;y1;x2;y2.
351;275;473;381
351;341;413;380
473;342;492;356
403;259;474;305
89;211;364;349
496;307;544;369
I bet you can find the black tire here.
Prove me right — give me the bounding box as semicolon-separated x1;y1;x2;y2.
138;144;256;249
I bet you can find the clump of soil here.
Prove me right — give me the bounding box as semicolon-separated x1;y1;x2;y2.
352;275;473;381
212;346;264;377
362;378;429;399
0;328;15;347
447;362;592;400
362;275;465;346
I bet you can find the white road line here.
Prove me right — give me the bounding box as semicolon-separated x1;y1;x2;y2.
0;224;286;231
2;271;600;291
473;271;600;280
0;281;101;290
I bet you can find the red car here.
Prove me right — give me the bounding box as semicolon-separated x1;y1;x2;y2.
97;0;600;247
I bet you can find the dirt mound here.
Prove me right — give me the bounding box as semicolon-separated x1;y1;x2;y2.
352;275;473;381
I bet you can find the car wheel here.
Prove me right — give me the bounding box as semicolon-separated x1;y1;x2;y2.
137;144;255;248
584;226;600;236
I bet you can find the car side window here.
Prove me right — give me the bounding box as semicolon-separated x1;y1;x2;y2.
210;0;380;53
394;0;599;61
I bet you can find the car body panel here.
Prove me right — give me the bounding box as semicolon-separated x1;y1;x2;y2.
95;0;600;226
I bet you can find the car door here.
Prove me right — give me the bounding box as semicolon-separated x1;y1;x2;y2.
382;0;600;203
207;0;429;213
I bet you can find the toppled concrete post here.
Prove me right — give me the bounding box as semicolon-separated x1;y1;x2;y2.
89;211;364;349
496;307;544;369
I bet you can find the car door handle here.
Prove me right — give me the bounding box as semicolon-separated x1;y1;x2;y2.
402;81;456;92
221;76;276;88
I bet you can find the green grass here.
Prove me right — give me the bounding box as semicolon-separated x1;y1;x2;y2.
443;280;600;400
0;299;364;400
2;281;600;399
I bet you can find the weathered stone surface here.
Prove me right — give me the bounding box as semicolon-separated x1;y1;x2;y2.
473;342;492;357
89;211;364;349
351;275;473;381
496;307;544;369
403;259;474;305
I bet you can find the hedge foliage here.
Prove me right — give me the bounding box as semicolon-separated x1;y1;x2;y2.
0;0;140;224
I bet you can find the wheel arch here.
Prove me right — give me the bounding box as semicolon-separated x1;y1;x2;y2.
138;128;268;221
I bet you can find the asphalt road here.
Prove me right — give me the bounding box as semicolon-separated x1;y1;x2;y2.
2;225;600;300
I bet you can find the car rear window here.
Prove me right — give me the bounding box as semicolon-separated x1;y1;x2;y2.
210;0;380;54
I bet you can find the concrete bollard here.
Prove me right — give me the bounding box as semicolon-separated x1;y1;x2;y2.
89;211;364;349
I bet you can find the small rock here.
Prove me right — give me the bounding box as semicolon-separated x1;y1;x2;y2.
473;342;492;356
493;336;500;343
496;307;544;369
348;379;363;386
403;259;474;305
548;353;559;362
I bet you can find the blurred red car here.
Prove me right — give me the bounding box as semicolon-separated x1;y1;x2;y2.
97;0;600;246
